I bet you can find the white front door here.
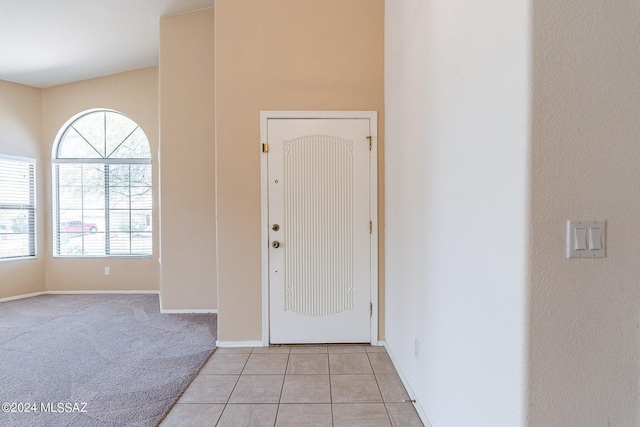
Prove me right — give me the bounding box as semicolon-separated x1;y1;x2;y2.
266;116;374;344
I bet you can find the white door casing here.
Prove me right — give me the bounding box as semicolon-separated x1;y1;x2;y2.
260;111;378;345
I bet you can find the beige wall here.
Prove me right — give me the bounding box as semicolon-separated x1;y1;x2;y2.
42;67;160;292
0;80;46;299
159;8;216;311
215;0;384;342
530;1;640;424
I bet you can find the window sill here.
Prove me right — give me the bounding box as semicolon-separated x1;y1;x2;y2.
0;256;38;263
53;255;153;259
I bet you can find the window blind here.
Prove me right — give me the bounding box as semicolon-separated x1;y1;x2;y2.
54;163;152;256
0;155;36;260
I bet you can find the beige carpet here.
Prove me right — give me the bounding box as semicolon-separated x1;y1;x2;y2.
0;294;217;426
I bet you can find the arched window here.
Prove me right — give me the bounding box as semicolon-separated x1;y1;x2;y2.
53;109;152;257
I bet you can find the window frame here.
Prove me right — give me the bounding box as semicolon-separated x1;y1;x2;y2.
0;154;37;262
52;109;152;258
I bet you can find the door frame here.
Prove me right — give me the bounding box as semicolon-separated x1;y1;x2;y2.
260;111;378;346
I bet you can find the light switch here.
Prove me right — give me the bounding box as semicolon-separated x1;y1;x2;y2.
589;227;602;250
574;228;587;250
567;220;606;258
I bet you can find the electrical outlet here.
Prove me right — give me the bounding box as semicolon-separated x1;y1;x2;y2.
414;339;420;360
104;267;110;276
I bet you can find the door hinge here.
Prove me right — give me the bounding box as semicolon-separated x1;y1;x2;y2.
370;302;373;316
367;136;372;150
370;221;372;234
262;143;269;153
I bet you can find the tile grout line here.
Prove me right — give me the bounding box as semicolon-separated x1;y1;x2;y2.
214;348;252;426
367;349;394;426
328;349;335;427
273;347;291;426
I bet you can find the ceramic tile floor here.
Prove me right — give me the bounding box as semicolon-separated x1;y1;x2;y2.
160;344;423;427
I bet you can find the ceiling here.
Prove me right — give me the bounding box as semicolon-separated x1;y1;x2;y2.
0;0;215;88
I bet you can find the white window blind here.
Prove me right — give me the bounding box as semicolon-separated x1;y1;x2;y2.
0;155;36;260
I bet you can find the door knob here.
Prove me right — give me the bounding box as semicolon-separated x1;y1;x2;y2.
272;241;280;248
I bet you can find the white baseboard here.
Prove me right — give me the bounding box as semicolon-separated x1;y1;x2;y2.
47;290;159;295
0;290;218;316
383;341;432;427
0;290;158;304
0;291;46;303
161;308;218;314
218;340;385;349
216;340;265;348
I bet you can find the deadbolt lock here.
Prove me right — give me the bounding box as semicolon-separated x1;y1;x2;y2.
272;224;280;231
272;241;280;248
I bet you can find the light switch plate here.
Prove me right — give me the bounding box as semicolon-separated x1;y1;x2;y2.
567;220;605;258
